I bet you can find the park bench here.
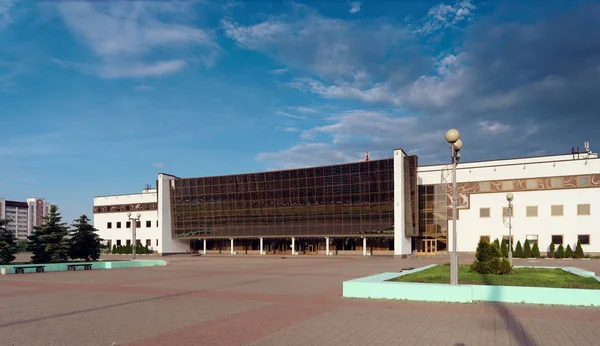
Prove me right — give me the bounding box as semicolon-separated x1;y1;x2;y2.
67;264;93;271
14;266;45;274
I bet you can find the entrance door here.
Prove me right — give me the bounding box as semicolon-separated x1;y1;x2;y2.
419;239;437;255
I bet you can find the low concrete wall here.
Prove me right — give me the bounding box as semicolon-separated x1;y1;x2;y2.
0;260;167;274
343;265;600;306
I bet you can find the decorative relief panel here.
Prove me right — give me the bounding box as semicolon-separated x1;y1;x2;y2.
440;173;600;219
93;202;157;214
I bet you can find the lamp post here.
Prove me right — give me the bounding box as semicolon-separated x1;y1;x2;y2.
506;193;514;265
127;212;141;260
445;129;463;285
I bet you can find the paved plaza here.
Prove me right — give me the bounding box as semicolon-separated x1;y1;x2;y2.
2;255;600;345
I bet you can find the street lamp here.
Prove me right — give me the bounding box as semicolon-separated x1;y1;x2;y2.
445;128;463;285
127;212;141;260
506;193;514;265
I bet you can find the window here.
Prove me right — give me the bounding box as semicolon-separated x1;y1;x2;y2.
526;179;538;189
107;222;112;229
126;239;131;246
116;222;122;229
116;240;122;246
578;234;590;245
502;181;513;191
479;208;490;218
551;177;563;188
551;235;563;245
480;235;491;243
136;239;141;246
479;182;490;192
503;235;514;246
502;207;514;217
156;220;159;227
146;239;151;247
146;220;152;228
578;176;590;187
126;221;131;228
577;204;591;216
551;205;563;216
526;235;538;245
136;221;141;228
526;206;538;217
156;239;159;246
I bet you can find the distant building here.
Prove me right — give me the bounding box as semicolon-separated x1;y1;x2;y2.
0;198;54;239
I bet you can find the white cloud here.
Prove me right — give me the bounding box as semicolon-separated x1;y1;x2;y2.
415;0;476;35
276;110;306;120
293;78;401;105
134;84;154;92
256;142;358;169
153;162;166;169
288;106;319;114
269;67;289;74
478;121;510;134
349;1;362;14
56;1;219;78
275;126;301;132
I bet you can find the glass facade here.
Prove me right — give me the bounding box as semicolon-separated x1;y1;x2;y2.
170;158;401;239
417;184;448;252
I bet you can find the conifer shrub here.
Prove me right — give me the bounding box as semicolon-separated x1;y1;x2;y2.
575;240;584;259
470;239;512;274
555;244;565;259
523;240;532;258
514;241;524;258
532;242;541;258
549;243;555;258
565;244;573;258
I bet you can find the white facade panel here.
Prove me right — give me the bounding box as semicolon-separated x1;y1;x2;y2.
393;149;411;256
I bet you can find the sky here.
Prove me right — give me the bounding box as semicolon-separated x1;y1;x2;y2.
1;0;600;224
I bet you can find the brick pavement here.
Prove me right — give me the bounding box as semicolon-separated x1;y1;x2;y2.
1;255;600;345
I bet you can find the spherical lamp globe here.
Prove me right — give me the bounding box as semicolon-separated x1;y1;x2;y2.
453;139;463;151
506;193;514;202
127;212;132;218
445;129;460;143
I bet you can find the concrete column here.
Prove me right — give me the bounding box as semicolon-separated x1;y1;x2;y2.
292;237;295;255
325;237;330;256
203;238;206;255
260;237;264;255
230;238;234;255
363;237;367;256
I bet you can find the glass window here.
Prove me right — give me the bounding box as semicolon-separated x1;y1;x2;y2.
126;221;131;228
502;181;513;191
526;235;538;245
116;240;121;246
551;205;563;216
146;220;152;227
480;236;490;243
578;234;590;245
578;176;590;187
577;204;591;215
502;207;514;217
145;239;151;246
551;177;563;188
526;179;538;189
526;206;538;217
479;182;490;192
107;222;112;229
479;208;490;218
116;222;121;229
551;235;563;245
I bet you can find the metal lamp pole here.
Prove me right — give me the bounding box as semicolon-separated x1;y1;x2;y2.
445;129;463;286
506;193;514;265
127;212;141;260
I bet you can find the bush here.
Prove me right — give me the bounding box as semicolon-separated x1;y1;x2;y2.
501;239;508;258
514;241;524;258
555;244;565;259
471;239;511;274
493;238;501;251
575;240;584;258
0;219;19;265
565;244;573;258
549;243;555;258
523;240;532;258
532;242;541;258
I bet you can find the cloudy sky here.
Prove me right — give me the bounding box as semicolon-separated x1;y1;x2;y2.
1;0;599;223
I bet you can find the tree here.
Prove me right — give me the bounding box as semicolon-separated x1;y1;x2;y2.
565;244;573;258
470;239;511;275
555;244;565;259
549;243;555;258
575;240;585;258
27;205;70;264
69;215;102;261
501;239;508;258
532;242;541;258
493;238;501;251
514;241;524;258
523;240;532;258
0;219;19;265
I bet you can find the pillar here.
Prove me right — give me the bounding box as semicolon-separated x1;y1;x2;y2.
230;238;234;255
363;237;367;256
325;237;330;256
203;238;206;255
292;237;296;255
260;238;264;255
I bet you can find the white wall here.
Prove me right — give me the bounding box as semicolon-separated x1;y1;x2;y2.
452;188;599;254
157;174;189;254
393;149;412;256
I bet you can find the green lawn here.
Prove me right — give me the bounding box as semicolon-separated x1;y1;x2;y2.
392;264;600;289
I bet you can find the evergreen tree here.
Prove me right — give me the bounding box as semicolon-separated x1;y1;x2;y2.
493;238;501;251
523;240;532;258
565;244;573;258
69;215;102;261
514;241;524;258
27;205;70;263
532;242;541;258
0;219;19;265
549;243;555;258
555;244;565;259
501;239;508;258
575;240;585;258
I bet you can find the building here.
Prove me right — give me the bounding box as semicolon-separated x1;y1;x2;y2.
0;197;54;239
93;146;600;256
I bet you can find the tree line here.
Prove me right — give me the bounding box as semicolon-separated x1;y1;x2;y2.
0;205;102;265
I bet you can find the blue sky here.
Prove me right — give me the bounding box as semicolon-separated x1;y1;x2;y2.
1;0;599;224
